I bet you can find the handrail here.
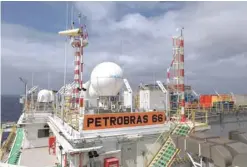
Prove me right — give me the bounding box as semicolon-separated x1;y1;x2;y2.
166;123;194;167
0;126;17;160
145;122;178;166
147;121;194;167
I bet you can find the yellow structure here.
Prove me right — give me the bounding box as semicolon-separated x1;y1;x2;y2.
212;95;219;105
65;96;71;108
58;28;81;36
134;94;140;109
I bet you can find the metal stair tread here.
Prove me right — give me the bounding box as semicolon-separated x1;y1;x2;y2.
149;124;192;167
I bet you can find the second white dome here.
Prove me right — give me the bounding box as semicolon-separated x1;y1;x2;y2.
90;62;124;96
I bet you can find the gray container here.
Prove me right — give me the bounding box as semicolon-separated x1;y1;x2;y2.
234;94;247;106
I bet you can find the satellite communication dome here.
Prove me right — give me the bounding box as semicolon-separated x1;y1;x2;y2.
90;62;124;96
88;84;98;98
83;81;97;99
37;89;54;102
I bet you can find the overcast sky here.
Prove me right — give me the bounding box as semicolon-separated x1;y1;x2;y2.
1;1;247;95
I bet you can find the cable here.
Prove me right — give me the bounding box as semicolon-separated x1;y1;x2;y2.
62;2;69;125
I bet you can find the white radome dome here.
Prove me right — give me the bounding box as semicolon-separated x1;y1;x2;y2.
83;81;97;99
88;84;98;98
90;62;123;96
37;89;54;102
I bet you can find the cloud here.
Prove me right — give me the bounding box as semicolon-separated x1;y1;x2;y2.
1;23;69;94
2;1;247;95
75;2;116;21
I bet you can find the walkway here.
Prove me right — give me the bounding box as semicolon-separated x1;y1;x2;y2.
20;147;58;167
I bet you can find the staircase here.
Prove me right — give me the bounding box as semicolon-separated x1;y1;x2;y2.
172;154;200;167
148;124;191;167
8;128;24;165
0;126;17;161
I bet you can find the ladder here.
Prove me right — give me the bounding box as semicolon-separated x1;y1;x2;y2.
148;124;191;167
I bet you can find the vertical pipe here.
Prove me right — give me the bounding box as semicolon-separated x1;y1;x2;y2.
79;39;85;115
72;45;76;109
74;48;80;109
23;83;26;111
64;153;67;167
60;150;63;167
130;92;133;113
62;40;68;124
179;36;186;122
79;153;83;167
166;68;170;84
172;31;186;122
175;37;180;117
62;2;68;123
80;48;83;90
25;83;27;118
172;37;177;116
31;72;34;112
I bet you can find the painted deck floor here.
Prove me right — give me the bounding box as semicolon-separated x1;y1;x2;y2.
19;147;58;167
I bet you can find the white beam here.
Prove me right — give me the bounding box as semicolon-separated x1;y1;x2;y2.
186;152;203;167
123;79;133;112
156;80;170;117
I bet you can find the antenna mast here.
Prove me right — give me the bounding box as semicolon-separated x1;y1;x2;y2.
58;12;89;117
171;27;186;122
48;72;50;90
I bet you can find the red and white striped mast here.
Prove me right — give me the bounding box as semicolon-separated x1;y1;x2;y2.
169;27;186;122
59;13;88;116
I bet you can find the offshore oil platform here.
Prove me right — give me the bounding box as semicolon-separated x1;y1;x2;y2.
1;11;247;167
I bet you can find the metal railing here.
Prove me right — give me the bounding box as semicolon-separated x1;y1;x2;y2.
55;107;80;130
185;103;246;113
144;108;205;167
146;122;194;167
144;123;178;166
0;126;17;160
